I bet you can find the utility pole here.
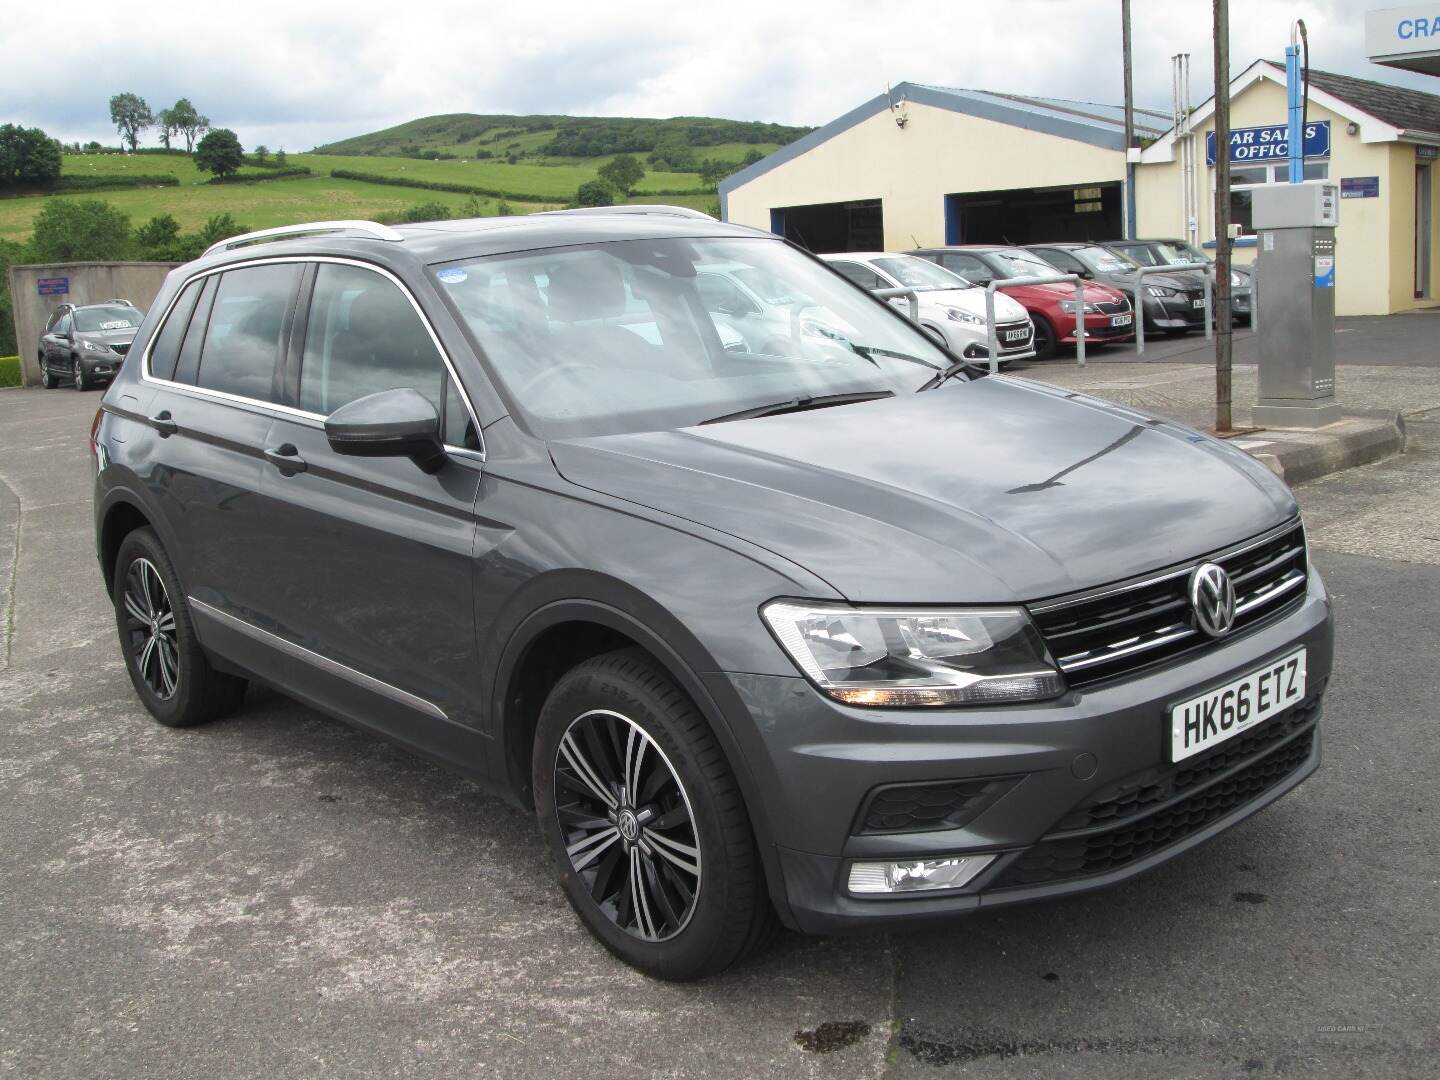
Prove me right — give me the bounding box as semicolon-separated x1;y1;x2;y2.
1212;0;1233;432
1122;0;1137;238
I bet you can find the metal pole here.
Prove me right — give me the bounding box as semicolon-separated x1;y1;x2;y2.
1285;36;1303;184
985;287;999;374
1212;0;1233;432
1123;0;1137;239
1074;281;1086;367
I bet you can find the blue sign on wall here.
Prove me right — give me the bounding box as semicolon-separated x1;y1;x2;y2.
1341;176;1380;199
1206;121;1331;165
36;276;69;296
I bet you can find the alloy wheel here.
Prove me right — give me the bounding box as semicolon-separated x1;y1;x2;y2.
553;709;702;942
122;557;180;699
72;359;84;390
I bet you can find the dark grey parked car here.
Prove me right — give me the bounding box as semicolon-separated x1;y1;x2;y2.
1027;242;1210;335
92;210;1332;980
1107;238;1254;325
39;300;143;389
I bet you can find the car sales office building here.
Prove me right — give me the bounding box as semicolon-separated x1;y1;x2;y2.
720;64;1440;316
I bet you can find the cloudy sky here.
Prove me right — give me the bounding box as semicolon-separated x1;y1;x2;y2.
3;0;1432;150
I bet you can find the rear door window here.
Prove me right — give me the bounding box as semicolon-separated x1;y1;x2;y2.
148;279;204;382
941;254;993;283
829;262;887;290
193;265;298;402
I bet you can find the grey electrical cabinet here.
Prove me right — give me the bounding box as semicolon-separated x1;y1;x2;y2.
1251;180;1341;428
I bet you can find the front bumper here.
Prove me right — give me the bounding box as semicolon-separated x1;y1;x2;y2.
722;569;1332;934
1058;312;1135;345
81;356;121;379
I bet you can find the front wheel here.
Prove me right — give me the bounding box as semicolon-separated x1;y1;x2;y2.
533;649;775;980
112;527;248;727
1031;314;1057;360
72;358;89;391
39;357;54;389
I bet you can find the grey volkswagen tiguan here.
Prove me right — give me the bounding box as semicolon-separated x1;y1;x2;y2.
92;209;1332;980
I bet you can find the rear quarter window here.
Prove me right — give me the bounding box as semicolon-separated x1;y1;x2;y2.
192;264;299;402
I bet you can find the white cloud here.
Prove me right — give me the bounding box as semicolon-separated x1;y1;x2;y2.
2;0;1434;150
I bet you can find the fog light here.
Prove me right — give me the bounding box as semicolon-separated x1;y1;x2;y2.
847;854;995;895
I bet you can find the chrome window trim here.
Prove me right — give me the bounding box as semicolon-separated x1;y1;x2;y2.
188;597;449;721
141;255;486;460
1028;517;1304;615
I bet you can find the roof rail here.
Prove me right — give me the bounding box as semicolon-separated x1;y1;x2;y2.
203;219;406;257
537;205;716;221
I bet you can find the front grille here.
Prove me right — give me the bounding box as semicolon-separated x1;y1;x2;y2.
1052;684;1323;834
993;724;1315;889
1030;520;1307;689
1094;299;1133;315
111;342;131;356
854;775;1021;835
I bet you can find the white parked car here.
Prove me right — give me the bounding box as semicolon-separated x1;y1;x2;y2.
822;252;1036;365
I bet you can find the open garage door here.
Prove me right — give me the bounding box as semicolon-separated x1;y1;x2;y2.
943;183;1121;246
770;199;883;253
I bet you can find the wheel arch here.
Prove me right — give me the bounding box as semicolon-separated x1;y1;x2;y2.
490;593;793;923
96;486;180;596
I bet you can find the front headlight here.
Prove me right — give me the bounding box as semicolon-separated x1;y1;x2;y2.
1058;300;1098;314
1146;285;1176;297
1230;270;1245;287
944;307;986;326
761;601;1065;707
82;340;111;353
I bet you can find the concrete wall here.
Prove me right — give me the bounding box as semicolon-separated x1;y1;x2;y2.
6;262;177;387
725;101;1126;252
1134;78;1438;316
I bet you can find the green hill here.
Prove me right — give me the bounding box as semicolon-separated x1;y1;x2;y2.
315;112;811;162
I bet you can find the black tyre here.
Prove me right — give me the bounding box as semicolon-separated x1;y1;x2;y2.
112;527;247;728
72;357;89;391
1031;314;1057;360
533;648;775;980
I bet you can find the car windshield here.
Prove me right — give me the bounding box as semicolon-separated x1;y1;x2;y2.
1073;246;1138;273
434;236;955;438
1161;240;1208;265
986;249;1057;279
74;304;140;332
872;256;971;290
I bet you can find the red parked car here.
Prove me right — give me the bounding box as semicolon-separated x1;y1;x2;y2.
908;245;1135;359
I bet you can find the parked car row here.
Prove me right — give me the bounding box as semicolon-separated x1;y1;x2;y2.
37;300;144;390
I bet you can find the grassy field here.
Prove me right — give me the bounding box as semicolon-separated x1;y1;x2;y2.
0;175;558;242
60;152;295;184
296;153;710;198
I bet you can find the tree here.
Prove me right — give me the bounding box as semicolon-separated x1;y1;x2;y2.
195;213;250;250
155;108;175;150
109;93;153;152
597;154;644;197
275;148;288;167
28;199;132;262
0;125;62;188
135;213;180;251
459;195;488;217
166;98;209;153
195;128;244;179
575;179;616;207
253;145;269;165
496;201;515;216
647;134;695;171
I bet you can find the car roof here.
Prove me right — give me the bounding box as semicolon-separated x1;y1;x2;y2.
187;209;768;275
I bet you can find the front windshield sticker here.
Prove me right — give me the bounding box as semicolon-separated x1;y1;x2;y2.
100;320;134;330
436;268;468;284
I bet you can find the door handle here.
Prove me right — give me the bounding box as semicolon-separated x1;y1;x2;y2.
148;411;178;437
264;444;307;475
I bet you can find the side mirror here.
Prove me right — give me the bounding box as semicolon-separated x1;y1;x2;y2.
324;386;445;473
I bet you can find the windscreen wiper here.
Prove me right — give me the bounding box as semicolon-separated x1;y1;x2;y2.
849;343;940;370
700;390;894;426
918;356;987;391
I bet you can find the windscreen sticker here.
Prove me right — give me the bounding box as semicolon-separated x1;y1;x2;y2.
101;320;134;329
437;268;468;284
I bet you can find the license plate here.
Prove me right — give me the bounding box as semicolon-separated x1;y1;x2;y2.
1003;328;1028;342
1170;649;1306;762
1192;298;1206;309
1110;314;1132;327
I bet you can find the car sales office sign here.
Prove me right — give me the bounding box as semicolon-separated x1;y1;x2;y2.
1206;121;1331;165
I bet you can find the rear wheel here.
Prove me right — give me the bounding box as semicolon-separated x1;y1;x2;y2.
1031;314;1057;360
113;527;248;727
533;648;775;980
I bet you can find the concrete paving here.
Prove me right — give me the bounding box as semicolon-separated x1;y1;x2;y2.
2;388;1438;1077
